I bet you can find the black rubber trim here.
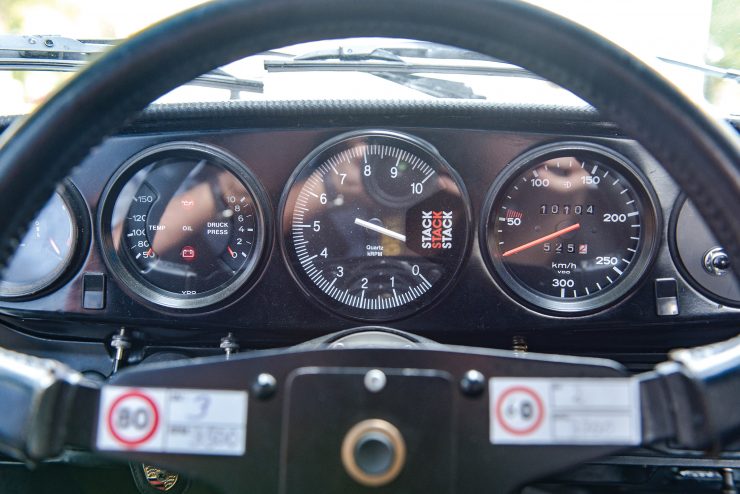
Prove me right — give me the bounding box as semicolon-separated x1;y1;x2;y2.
0;100;618;135
1;101;736;137
0;0;737;279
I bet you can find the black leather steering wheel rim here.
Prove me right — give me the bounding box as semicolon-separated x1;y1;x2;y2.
0;0;737;269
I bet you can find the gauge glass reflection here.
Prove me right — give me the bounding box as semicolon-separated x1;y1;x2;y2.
281;131;470;321
0;192;77;298
483;144;659;314
105;144;266;308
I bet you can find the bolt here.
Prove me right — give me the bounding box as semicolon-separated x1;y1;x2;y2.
44;39;54;47
110;327;131;373
220;332;239;359
252;373;277;399
513;335;528;354
460;370;485;397
364;369;387;393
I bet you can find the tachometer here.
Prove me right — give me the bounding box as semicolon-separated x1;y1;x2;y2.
481;143;660;314
101;142;269;309
280;130;471;321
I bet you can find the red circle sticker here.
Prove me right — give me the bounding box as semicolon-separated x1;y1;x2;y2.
495;386;545;435
106;391;160;447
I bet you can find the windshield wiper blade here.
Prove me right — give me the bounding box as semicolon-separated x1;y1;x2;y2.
266;45;503;98
658;56;740;83
0;35;264;95
265;58;541;79
265;43;541;80
370;72;484;99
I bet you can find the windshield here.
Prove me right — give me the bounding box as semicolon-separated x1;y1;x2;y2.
0;0;737;115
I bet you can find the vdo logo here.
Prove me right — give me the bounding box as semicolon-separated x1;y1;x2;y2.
421;211;453;250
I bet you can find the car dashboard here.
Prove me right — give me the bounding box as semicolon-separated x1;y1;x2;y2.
0;100;738;357
0;99;739;492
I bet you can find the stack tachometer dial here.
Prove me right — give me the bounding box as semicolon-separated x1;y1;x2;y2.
281;131;471;321
101;142;268;309
481;143;660;314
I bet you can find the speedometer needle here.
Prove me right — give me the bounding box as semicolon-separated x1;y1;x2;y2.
502;223;581;257
354;218;406;243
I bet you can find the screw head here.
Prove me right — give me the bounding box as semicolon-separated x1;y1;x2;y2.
44;39;54;47
364;369;387;393
252;373;277;399
460;370;485;397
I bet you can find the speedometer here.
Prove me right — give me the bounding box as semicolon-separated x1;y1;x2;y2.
101;142;269;309
481;143;660;314
280;130;471;321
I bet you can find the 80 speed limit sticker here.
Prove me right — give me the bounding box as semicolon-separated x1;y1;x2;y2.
97;386;248;456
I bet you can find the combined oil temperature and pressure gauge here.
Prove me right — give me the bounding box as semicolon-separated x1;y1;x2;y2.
100;142;269;309
481;143;660;314
280;131;471;321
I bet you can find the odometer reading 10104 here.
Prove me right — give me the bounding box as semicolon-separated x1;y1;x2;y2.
281;131;470;321
482;143;660;314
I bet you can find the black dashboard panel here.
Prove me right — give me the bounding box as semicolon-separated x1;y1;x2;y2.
0;104;737;354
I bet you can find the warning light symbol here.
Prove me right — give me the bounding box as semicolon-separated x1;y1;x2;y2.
180;246;196;262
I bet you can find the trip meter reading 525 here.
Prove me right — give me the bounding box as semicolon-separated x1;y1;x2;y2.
482;143;660;314
281;131;471;321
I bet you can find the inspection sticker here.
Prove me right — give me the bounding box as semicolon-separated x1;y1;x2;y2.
97;386;248;455
490;378;640;445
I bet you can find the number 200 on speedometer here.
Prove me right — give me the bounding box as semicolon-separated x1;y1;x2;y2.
482;143;660;314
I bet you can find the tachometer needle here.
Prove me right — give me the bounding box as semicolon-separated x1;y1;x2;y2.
502;223;581;257
354;218;406;243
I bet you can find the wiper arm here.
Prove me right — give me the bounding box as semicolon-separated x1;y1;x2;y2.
264;45;541;99
658;56;740;83
265;51;541;79
0;35;263;95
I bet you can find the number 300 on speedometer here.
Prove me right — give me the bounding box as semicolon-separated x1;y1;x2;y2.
481;143;660;314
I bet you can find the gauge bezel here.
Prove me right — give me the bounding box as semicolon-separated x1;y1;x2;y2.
99;141;270;310
0;180;90;300
480;141;661;315
278;129;472;322
668;194;740;308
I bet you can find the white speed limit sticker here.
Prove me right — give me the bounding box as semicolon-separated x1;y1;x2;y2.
97;386;248;456
490;378;641;445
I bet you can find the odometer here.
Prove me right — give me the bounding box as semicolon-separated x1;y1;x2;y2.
281;131;471;321
101;142;268;309
482;143;660;314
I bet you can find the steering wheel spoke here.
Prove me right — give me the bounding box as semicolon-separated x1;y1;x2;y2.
2;336;738;493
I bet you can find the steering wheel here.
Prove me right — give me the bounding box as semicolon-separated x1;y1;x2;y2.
0;1;737;493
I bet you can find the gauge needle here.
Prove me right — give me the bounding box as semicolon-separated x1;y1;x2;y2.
502;223;581;257
49;238;61;256
354;218;406;243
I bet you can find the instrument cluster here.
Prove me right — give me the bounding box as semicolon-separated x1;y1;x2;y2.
0;127;736;331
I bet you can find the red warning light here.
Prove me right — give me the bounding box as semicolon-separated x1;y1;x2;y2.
180;246;196;262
